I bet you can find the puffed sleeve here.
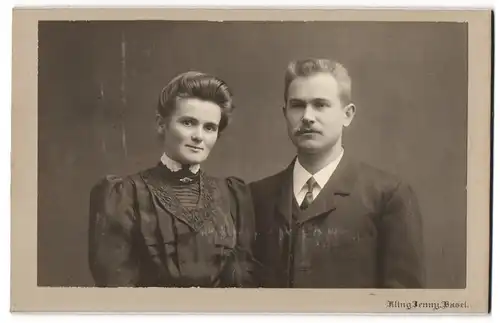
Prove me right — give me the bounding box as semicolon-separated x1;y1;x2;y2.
224;176;257;288
379;180;426;288
88;175;140;287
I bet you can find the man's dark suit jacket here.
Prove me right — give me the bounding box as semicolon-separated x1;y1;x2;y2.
249;152;425;288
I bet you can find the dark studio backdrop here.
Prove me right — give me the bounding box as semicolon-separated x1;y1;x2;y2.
37;20;468;288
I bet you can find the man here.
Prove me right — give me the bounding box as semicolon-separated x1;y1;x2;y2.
249;58;425;288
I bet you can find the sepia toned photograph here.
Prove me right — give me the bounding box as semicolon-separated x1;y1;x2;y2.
11;8;492;313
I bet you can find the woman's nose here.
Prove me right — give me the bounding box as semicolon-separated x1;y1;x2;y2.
191;127;203;142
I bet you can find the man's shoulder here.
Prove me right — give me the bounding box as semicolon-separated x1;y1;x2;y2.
249;168;289;194
350;158;412;194
250;169;288;187
356;160;400;181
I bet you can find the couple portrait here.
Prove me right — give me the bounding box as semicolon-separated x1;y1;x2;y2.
36;19;470;293
88;58;424;289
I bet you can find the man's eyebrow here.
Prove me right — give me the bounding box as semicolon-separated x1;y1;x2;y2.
312;98;331;103
288;98;332;103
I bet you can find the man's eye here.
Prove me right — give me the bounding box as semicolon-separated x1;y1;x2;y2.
182;120;194;126
205;125;218;132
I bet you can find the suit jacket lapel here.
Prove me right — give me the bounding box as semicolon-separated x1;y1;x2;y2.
296;153;356;225
275;160;295;227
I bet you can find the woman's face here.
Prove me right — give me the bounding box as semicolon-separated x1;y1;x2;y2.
160;97;222;165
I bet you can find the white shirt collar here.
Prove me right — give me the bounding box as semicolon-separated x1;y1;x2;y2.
293;149;344;201
160;153;200;174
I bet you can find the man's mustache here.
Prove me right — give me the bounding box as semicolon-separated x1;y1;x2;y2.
295;127;321;135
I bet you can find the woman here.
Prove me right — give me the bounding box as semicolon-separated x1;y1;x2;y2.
88;71;256;287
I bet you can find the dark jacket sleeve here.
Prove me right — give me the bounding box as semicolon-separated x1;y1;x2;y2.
88;175;140;287
224;176;257;288
248;179;270;288
378;180;426;288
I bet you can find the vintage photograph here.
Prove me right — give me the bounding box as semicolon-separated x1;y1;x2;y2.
38;18;466;290
11;8;492;313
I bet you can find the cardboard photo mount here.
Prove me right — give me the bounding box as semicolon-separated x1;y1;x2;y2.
11;8;493;314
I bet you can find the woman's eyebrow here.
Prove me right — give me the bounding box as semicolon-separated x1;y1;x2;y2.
178;115;197;120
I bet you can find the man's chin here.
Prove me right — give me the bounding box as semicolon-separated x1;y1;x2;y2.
295;143;322;154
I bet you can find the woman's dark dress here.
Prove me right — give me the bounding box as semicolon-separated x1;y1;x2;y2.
88;163;256;287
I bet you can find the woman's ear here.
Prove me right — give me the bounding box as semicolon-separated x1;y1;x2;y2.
156;113;165;135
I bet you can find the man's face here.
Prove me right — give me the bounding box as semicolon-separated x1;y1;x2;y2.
284;72;355;155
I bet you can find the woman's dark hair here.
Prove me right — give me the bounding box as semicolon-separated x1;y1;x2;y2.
157;71;235;133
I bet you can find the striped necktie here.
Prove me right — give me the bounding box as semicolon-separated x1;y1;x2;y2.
300;177;317;210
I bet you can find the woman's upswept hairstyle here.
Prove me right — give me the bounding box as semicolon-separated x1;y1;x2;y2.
157;71;235;133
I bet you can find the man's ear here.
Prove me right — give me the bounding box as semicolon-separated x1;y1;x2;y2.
343;103;356;127
282;104;287;117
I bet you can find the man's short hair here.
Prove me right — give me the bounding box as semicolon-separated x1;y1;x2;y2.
284;58;352;105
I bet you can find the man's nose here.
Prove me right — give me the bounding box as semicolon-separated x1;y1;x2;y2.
302;104;315;123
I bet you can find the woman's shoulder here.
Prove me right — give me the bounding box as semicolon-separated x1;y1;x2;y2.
89;175;135;211
204;174;253;206
224;175;249;190
91;174;134;194
89;166;157;204
91;164;160;191
205;173;248;192
88;172;147;236
210;175;255;229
